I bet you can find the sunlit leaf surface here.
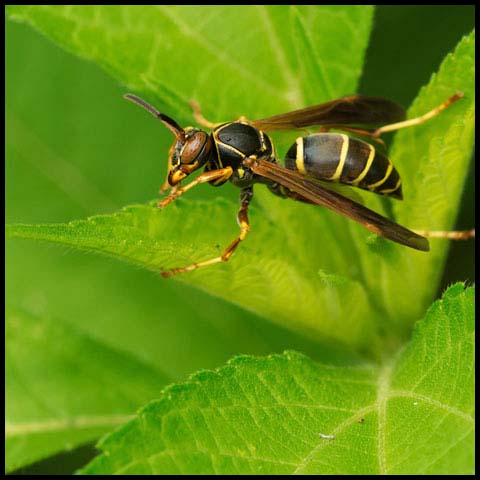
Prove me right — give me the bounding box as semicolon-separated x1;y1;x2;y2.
5;6;474;474
7;7;473;342
81;285;474;475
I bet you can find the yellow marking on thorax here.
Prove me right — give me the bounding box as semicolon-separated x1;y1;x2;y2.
271;141;276;160
368;162;393;189
329;134;349;181
295;137;306;174
351;143;375;185
379;177;402;194
259;131;267;152
212;128;224;167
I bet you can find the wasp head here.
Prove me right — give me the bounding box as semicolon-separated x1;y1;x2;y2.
164;120;213;186
124;93;213;186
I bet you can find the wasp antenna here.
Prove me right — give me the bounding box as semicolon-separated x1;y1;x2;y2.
124;93;185;142
124;93;162;117
158;113;186;143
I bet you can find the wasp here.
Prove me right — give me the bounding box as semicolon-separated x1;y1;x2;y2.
124;92;471;277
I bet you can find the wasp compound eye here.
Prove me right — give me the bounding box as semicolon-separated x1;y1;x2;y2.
180;131;212;165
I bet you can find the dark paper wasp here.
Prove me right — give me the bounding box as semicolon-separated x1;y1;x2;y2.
124;92;472;277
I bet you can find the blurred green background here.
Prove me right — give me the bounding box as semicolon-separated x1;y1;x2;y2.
6;5;474;474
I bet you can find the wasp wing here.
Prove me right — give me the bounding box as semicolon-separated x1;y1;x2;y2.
250;95;406;131
314;180;365;205
250;159;429;251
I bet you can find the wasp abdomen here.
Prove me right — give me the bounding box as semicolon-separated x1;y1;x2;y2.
285;133;402;199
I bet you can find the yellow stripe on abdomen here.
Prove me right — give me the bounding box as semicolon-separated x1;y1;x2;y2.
329;134;349;181
350;143;375;186
295;137;306;174
368;162;393;189
379;177;402;194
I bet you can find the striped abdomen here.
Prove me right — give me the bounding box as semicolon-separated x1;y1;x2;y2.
284;133;402;199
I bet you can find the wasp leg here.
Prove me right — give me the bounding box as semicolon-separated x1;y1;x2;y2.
373;92;463;137
189;100;221;129
317;125;386;148
161;188;253;278
158;167;233;208
413;228;475;240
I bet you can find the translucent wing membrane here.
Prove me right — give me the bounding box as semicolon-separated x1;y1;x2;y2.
251;95;406;131
249;159;429;251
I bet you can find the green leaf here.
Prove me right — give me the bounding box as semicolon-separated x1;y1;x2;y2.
5;5;373;118
333;31;475;334
5;306;169;473
385;31;475;321
5;10;363;382
6;7;473;350
80;284;474;475
6;200;378;354
5;8;474;475
4;4;375;268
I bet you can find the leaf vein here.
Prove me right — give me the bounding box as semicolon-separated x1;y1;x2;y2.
388;390;474;424
292;403;377;474
154;6;284;99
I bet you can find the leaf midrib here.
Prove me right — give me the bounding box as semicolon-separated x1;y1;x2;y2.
79;339;474;475
5;414;134;437
99;391;472;474
154;6;285;100
255;5;305;108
